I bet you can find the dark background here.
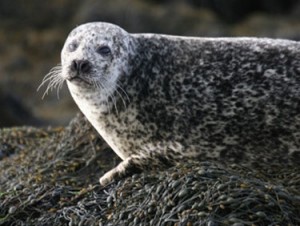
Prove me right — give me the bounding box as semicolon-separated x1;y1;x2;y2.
0;0;300;127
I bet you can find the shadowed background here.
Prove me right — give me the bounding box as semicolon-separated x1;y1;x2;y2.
0;0;300;127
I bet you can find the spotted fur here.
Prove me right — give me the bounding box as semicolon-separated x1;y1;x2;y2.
60;22;300;185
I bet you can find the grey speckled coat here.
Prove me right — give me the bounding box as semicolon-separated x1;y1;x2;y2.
58;22;300;185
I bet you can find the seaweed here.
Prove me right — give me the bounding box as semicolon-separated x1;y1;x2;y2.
0;113;299;225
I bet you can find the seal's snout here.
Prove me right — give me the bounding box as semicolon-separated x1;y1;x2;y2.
70;60;91;74
67;59;92;85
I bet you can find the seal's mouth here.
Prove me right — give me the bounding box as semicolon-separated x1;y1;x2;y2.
67;75;92;85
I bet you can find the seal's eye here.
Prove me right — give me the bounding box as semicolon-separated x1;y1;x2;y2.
96;46;111;56
68;42;78;52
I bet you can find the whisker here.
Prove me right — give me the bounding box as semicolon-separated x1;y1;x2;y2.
102;78;117;114
56;77;65;99
110;87;119;115
114;88;127;110
37;64;63;99
39;65;62;81
37;73;58;91
44;77;61;94
115;83;130;102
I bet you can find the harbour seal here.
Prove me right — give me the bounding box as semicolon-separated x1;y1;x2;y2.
40;22;300;186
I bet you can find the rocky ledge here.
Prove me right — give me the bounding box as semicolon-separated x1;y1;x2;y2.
0;114;299;225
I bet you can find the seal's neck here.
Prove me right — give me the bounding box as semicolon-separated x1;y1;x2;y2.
67;81;114;122
66;80;130;159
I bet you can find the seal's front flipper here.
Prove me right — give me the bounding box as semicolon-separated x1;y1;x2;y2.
99;154;173;186
99;156;142;186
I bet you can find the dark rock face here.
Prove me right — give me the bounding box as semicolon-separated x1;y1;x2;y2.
188;0;298;22
0;0;81;28
0;88;42;127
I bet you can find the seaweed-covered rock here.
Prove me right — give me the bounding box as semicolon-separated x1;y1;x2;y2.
0;114;299;225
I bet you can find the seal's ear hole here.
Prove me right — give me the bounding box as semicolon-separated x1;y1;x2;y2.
96;46;111;56
68;42;78;52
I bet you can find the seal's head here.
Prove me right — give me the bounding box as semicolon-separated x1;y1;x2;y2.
61;22;135;96
38;22;136;112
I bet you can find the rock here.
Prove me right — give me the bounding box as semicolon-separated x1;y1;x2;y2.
0;88;42;127
0;0;81;29
187;0;298;22
0;114;299;225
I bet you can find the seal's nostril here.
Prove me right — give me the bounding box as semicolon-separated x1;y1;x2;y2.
80;60;91;73
70;60;91;73
70;60;77;72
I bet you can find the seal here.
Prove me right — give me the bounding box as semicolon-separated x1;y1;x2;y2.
40;22;300;186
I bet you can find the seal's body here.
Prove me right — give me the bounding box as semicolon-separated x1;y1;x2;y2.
54;22;300;185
